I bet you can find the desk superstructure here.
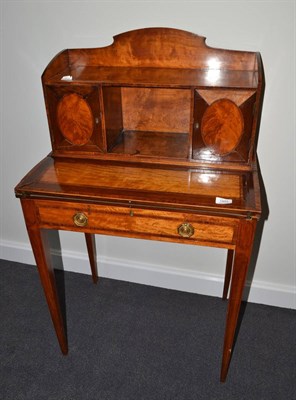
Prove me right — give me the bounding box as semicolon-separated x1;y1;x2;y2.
15;28;264;381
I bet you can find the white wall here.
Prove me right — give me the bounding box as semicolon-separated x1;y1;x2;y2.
1;1;295;308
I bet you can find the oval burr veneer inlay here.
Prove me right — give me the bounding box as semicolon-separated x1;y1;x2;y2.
201;99;244;155
57;93;94;145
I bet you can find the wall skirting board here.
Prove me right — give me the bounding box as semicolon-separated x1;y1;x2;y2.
1;239;295;310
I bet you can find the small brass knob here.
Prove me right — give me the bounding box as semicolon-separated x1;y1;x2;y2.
73;212;88;227
178;223;194;238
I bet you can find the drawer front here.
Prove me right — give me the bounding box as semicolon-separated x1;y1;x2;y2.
36;200;238;247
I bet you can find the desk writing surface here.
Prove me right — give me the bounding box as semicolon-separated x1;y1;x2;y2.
15;156;259;217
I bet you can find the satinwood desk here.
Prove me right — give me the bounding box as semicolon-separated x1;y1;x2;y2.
15;28;264;382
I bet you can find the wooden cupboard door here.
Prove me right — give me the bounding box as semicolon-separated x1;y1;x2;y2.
44;84;105;155
192;89;257;165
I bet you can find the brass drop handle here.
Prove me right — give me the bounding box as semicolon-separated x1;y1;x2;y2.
178;222;194;238
73;212;88;227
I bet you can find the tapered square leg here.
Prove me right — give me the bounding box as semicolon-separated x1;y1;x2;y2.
222;249;234;300
85;233;98;284
220;219;257;382
21;199;68;355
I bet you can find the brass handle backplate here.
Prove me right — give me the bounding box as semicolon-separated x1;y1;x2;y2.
178;222;194;238
73;212;88;227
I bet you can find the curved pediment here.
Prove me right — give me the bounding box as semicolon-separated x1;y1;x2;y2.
67;27;256;70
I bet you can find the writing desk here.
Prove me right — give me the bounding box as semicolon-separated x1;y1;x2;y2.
15;28;264;382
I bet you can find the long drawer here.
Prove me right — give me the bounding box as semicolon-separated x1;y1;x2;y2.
35;199;239;248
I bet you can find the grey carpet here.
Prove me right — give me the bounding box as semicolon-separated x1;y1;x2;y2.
0;259;295;400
